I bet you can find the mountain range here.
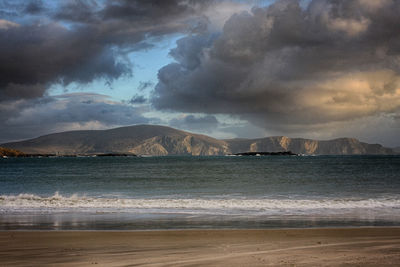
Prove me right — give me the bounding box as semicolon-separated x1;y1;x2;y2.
1;125;395;156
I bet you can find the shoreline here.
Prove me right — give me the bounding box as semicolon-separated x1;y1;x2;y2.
2;224;400;231
2;227;400;266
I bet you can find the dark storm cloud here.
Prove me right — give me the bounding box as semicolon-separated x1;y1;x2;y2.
54;0;213;41
0;22;129;101
53;0;100;24
0;0;213;102
0;93;150;143
169;33;217;70
129;94;147;104
102;0;208;20
170;114;219;131
152;0;400;133
24;0;44;14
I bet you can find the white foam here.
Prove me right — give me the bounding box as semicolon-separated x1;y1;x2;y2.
1;192;400;216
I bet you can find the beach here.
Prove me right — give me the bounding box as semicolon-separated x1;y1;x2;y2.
1;157;400;265
1;228;400;266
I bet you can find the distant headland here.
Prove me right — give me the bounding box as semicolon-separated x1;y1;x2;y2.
0;125;396;157
0;147;138;158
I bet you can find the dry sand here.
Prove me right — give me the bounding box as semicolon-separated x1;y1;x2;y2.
1;228;400;266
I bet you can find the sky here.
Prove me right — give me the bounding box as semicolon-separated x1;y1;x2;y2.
0;0;399;147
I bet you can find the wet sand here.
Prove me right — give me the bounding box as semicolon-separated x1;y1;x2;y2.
1;228;400;266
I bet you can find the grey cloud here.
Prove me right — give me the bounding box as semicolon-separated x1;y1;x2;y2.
53;0;100;23
170;33;217;70
101;0;208;21
0;93;150;143
54;0;213;41
129;94;147;104
152;0;400;140
170;114;219;132
24;0;44;14
0;22;129;101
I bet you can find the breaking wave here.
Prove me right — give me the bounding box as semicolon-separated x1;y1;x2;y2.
1;192;400;216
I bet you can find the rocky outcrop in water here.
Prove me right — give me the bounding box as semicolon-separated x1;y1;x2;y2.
232;151;297;156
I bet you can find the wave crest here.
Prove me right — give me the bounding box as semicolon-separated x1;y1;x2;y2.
1;192;400;216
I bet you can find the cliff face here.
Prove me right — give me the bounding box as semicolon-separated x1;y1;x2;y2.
1;125;394;155
128;135;229;156
225;136;394;155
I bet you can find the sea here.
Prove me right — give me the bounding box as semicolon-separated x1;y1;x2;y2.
0;155;399;230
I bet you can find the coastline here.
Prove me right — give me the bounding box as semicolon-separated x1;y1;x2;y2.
1;227;400;266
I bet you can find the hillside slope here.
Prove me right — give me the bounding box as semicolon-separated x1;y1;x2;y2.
1;125;394;155
1;125;229;156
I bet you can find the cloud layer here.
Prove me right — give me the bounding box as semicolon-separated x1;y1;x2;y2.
0;93;150;143
152;0;400;144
